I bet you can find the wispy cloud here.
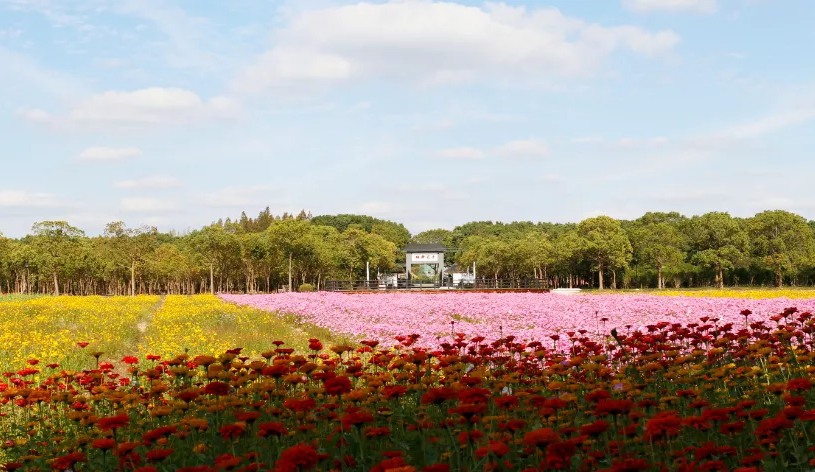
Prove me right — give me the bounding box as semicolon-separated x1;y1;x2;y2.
76;147;142;163
113;175;181;189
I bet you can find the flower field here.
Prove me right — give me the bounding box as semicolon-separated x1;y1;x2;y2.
1;301;815;471
3;292;815;471
0;295;342;374
220;292;815;349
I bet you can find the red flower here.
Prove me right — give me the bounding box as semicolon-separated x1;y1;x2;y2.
97;414;130;431
523;428;560;448
458;387;491;404
324;376;352;395
341;411;375;429
494;395;520;410
283;398;317;412
421;387;458;404
475;440;510;458
610;458;650;472
458;430;484;445
258;421;288;438
580;420;610;437
382;385;408;400
51;452;88;471
787;378;812;391
594;399;635;416
422;465;450;472
134;468;158;472
142;426;177;443
274;443;319;472
77;342;89;348
145;449;174;462
204;382;231;396
121;356;139;365
219;424;246;440
92;438;117;450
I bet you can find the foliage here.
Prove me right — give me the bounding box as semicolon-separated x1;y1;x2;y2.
299;283;315;292
4;210;815;294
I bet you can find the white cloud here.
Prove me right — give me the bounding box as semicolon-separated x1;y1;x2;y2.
121;197;179;213
76;147;142;163
435;147;485;160
67;87;239;125
23;87;240;127
571;136;605;144
201;186;272;208
17;108;51;123
0;190;58;208
622;0;717;14
234;1;679;92
615;137;669;147
113;175;181;189
715;106;815;140
494;139;549;158
412;121;455;132
541;173;563;182
359;201;389;215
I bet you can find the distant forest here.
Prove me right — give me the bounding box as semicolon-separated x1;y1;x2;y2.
2;208;815;295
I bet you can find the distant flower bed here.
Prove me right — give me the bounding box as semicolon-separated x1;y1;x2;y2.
1;309;814;471
220;292;815;349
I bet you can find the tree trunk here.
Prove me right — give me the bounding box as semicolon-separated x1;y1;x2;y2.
775;270;783;287
657;263;663;289
288;252;293;292
612;270;617;290
209;263;215;295
53;271;60;296
717;267;724;289
131;259;136;296
597;261;604;290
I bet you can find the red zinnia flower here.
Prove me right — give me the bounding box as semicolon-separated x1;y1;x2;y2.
258;421;288;438
203;382;230;396
341;411;375;430
523;428;560;448
324;376;352;395
51;452;88;471
97;414;130;431
274;443;319;472
145;449;174;462
121;356;139;365
475;440;510;458
787;378;812;391
594;399;635;416
92;438;117;450
219;424;246;440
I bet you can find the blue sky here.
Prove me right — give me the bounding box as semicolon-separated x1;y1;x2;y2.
1;0;813;237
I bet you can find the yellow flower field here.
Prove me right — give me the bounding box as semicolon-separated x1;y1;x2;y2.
0;295;344;374
140;295;342;358
0;295;159;372
646;288;815;299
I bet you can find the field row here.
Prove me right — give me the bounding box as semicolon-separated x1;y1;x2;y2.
0;295;343;373
221;291;815;349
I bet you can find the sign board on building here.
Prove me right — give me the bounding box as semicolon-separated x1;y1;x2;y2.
410;253;439;263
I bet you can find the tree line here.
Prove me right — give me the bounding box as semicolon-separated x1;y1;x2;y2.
1;208;814;295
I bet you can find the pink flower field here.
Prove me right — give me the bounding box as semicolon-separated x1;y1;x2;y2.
219;292;815;348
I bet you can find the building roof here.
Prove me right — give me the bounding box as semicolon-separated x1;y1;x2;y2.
401;243;447;253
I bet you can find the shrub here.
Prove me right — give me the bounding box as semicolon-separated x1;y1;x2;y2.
298;283;315;292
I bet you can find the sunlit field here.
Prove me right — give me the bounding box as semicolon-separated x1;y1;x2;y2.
1;293;815;470
0;295;342;374
643;288;815;299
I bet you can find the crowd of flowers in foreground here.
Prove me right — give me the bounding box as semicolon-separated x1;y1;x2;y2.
220;292;815;349
2;308;815;471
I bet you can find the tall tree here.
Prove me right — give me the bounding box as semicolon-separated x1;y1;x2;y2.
577;216;632;290
629;213;687;289
747;210;815;286
104;222;157;296
29;221;85;295
688;212;750;288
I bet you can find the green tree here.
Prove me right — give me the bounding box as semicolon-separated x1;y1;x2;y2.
103;222;157;296
629;213;687;289
189;225;240;294
747;210;815;286
688;212;750;288
29;221;85;295
577;216;632;290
